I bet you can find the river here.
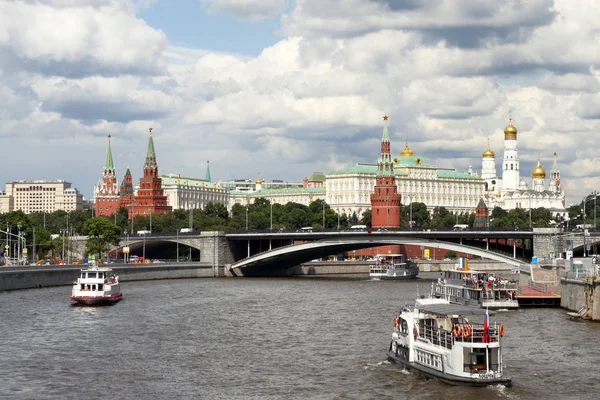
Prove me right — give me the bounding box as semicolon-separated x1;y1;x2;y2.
1;276;599;400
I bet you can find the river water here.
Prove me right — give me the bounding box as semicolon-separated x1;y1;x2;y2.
1;276;599;400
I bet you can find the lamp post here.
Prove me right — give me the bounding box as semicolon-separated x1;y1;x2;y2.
61;229;66;263
142;228;146;261
149;212;153;233
176;229;179;263
17;223;21;265
322;202;325;230
130;204;134;234
271;202;274;231
245;204;249;231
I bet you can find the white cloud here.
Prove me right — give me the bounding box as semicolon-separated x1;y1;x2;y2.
3;0;600;204
0;1;167;77
203;0;285;21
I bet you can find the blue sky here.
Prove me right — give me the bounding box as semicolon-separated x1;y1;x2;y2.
139;1;281;55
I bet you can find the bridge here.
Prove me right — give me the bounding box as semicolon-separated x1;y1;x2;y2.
63;228;600;277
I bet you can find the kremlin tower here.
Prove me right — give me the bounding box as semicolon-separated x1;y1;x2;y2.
129;128;172;218
370;116;401;228
94;134;120;217
119;167;134;211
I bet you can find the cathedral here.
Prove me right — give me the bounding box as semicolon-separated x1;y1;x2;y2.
480;117;566;216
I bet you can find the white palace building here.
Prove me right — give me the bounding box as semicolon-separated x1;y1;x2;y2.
221;117;567;218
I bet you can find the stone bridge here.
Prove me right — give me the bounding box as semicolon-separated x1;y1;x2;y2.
61;228;600;276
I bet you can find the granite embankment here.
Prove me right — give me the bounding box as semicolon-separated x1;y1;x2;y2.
0;263;217;291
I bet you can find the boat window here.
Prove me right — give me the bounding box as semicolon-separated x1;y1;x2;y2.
88;272;97;279
98;284;103;291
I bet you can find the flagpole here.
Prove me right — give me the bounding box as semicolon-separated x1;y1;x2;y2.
485;307;490;374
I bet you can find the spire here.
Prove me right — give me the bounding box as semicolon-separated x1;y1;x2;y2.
205;160;211;182
104;134;115;172
551;152;560;173
377;116;394;176
381;115;390;142
144;127;157;169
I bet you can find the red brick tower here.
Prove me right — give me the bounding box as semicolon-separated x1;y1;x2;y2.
129;128;172;218
370;116;401;228
119;167;134;214
473;198;489;228
94;134;120;217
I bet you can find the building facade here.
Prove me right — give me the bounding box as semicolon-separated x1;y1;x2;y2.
93;135;120;217
326;159;485;218
160;173;229;210
2;180;83;213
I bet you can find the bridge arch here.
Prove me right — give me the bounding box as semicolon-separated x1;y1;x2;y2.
230;238;529;276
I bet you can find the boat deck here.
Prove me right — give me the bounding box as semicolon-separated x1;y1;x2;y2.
516;285;561;307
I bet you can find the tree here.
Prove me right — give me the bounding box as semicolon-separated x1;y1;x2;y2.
360;209;371;227
445;251;457;259
82;216;121;259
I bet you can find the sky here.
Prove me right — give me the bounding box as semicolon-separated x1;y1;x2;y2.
1;0;599;205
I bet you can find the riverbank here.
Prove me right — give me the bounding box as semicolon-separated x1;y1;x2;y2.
0;263;217;291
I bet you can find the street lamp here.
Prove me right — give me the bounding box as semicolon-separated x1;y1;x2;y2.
245;204;249;231
142;228;146;261
322;201;325;230
271;202;274;231
176;229;179;263
17;223;21;265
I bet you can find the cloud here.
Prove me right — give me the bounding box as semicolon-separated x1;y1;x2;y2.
203;0;285;21
0;1;167;78
3;0;600;206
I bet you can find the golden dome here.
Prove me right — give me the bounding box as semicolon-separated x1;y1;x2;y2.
531;159;546;179
504;117;517;140
399;142;415;157
482;138;494;157
256;178;262;185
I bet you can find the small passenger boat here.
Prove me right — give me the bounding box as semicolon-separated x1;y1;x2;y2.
70;265;122;305
369;254;419;280
387;297;511;386
434;266;519;310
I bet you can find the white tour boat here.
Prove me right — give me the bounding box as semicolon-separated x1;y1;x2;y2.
369;254;419;280
433;266;519;310
70;265;122;305
387;297;511;386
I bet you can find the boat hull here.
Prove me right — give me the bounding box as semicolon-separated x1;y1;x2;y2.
386;350;511;387
369;272;418;280
70;293;122;306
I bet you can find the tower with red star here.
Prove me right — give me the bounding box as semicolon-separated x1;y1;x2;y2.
94;134;120;217
370;116;402;228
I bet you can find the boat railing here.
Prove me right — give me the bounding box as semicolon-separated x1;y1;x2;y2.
417;323;502;348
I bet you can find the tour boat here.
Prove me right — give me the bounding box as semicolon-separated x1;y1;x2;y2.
369;254;419;280
70;265;122;305
387;296;511;386
433;266;519;310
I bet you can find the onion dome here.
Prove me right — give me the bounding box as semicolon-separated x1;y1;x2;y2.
482;138;495;158
482;148;495;158
504;117;517;140
531;159;546;179
399;142;415;157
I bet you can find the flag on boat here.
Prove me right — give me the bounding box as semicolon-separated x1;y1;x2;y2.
482;308;490;343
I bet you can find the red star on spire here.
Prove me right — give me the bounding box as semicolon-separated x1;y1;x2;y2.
383;115;389;121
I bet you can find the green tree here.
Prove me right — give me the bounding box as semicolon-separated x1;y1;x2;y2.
360;209;371;227
445;251;457;259
82;216;121;259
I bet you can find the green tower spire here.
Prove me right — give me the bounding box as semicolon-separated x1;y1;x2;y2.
205;160;211;182
144;127;157;169
104;134;115;171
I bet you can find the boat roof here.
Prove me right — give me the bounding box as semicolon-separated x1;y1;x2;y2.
417;303;496;316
